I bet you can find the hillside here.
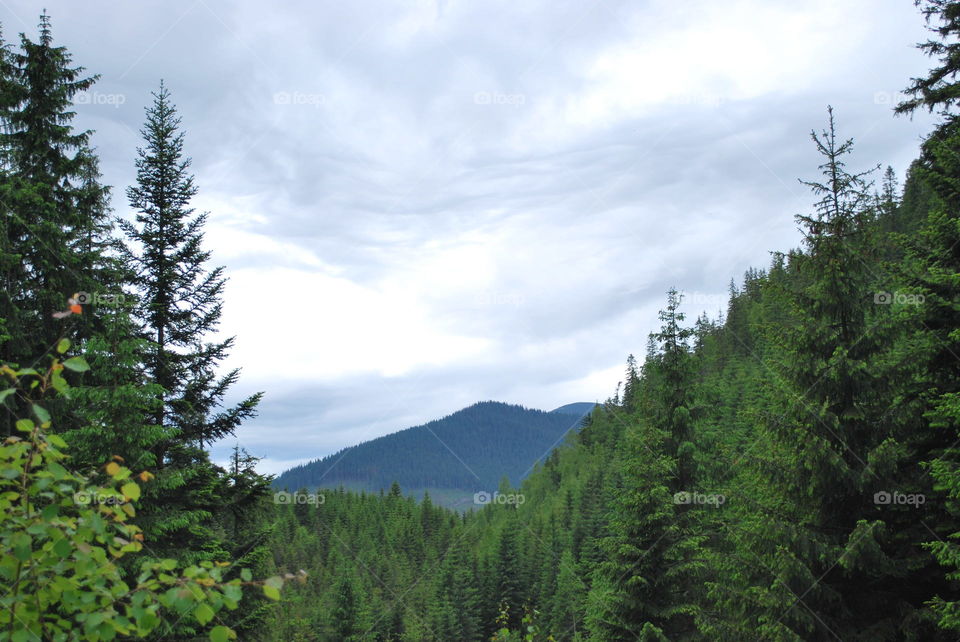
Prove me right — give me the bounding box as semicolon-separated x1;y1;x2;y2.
273;401;590;500
550;402;598;417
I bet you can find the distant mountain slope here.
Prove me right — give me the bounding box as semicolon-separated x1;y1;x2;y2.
273;401;585;494
550;402;598;417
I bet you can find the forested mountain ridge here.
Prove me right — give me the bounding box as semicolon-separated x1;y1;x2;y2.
550;402;598;417
273;401;591;503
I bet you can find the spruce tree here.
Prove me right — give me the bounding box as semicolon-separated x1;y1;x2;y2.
707;108;953;639
119;81;264;561
0;14;111;435
587;290;702;640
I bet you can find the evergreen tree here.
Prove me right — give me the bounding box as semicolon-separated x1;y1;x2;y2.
621;354;641;413
587;290;701;640
0;13;111;436
551;549;584;640
119;81;264;561
332;571;363;641
896;0;960;117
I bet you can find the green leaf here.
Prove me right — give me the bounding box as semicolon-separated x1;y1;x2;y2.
56;338;70;354
11;532;31;561
264;575;283;590
41;503;59;521
223;583;242;605
53;537;73;559
209;625;234;642
262;584;280;601
240;568;251;582
121;482;141;502
63;356;90;372
0;388;15;403
47;434;68;448
32;404;50;424
12;629;32;642
15;418;34;432
194;602;214;626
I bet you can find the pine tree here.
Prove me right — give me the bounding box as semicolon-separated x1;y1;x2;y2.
0;13;112;436
587;290;702;640
332;571;363;641
704;108;955;639
550;549;584;640
621;354;641;413
494;512;525;631
119;81;264;561
895;0;960;118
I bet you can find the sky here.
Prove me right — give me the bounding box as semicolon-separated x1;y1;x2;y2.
0;0;940;474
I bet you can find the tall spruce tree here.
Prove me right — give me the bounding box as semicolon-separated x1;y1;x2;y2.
705;108;953;639
119;81;265;561
587;290;702;641
0;14;112;435
0;18;181;517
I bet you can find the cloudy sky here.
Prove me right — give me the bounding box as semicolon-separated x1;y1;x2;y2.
0;0;939;474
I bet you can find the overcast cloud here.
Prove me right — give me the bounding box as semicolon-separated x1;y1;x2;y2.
0;0;938;474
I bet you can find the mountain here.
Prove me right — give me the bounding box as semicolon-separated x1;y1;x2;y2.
551;402;598;417
273;401;589;505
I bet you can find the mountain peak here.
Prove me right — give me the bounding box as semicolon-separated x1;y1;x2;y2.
273;400;587;506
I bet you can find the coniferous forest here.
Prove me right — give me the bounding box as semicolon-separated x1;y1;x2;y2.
3;2;960;641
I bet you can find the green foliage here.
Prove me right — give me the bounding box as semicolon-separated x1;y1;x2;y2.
0;355;288;641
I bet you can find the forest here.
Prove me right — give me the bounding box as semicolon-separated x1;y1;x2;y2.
2;1;960;640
